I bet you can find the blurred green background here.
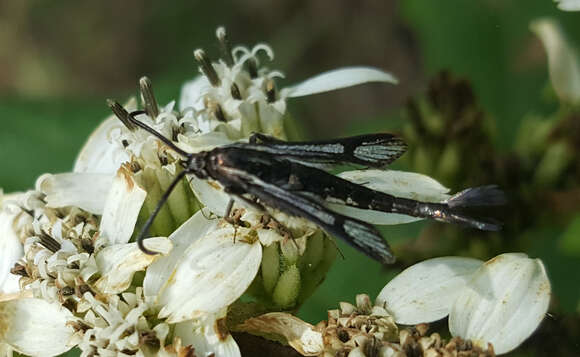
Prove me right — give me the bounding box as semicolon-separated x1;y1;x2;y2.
1;0;579;355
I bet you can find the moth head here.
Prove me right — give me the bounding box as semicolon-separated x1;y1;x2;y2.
184;153;209;178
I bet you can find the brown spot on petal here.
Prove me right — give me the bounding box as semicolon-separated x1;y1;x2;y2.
214;317;230;341
118;164;136;190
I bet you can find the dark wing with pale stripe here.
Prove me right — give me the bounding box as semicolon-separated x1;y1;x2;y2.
242;133;407;168
219;164;396;264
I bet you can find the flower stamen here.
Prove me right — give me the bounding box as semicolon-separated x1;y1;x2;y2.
194;49;221;87
246;57;258;79
265;78;276;103
216;26;234;66
139;76;160;119
38;231;61;253
213;103;227;122
231;82;242;100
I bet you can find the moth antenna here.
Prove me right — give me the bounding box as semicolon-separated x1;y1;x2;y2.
127;110;192;158
107;99;191;158
137;170;188;254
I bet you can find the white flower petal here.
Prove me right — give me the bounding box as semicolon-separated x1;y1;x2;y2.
99;166;147;245
283;67;398;98
530;18;580;104
189;177;231;216
555;0;580;11
179;76;211;111
449;253;551;354
157;227;262;323
1;298;74;356
331;170;450;225
177;131;234;153
0;196;24;294
238;312;324;356
74;100;135;174
339;170;451;200
257;102;285;138
175;310;241;357
94;237;172;295
36;173;113;214
376;257;483;325
144;211;219;297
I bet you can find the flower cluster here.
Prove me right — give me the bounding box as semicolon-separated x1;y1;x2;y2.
0;27;551;357
0;28;400;356
240;253;550;356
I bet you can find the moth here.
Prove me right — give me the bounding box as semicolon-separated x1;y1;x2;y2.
109;100;505;265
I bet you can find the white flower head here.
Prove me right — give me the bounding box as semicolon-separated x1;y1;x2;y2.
377;253;551;354
179;27;398;140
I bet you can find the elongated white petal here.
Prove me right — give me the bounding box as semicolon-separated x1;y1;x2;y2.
331;170;450;225
0;197;23;294
283;67;398;98
175;310;241;357
157;227;262;323
99;166;147;245
376;257;483;325
74;100;134;174
339;169;451;200
449;253;551;354
144;211;219;297
36;173;113;214
238;312;324;356
0;298;74;356
94;237;172;295
530;18;580;104
189;177;231;216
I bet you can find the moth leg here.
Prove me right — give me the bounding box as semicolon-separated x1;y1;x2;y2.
259;214;300;250
222;199;241;243
229;192;298;249
222;194;267;243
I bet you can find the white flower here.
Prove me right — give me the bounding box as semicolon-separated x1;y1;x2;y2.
3;164;190;355
554;0;580;11
179;28;397;140
376;253;551;354
530;18;580;104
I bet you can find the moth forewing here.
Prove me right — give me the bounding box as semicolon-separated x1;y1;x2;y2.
245;132;408;167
